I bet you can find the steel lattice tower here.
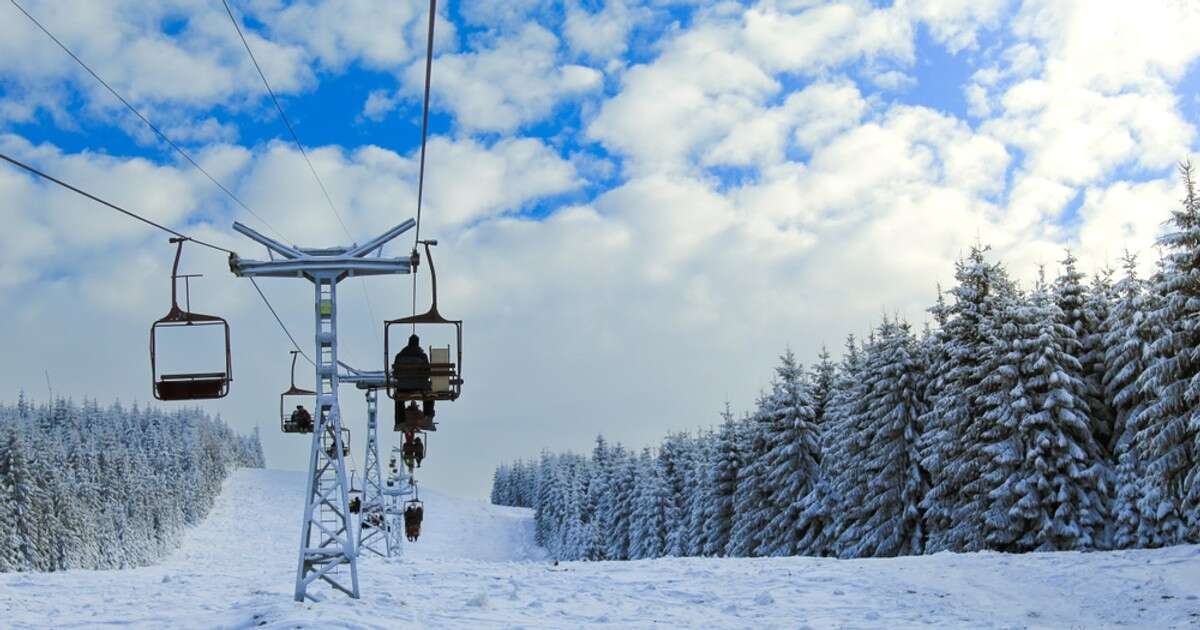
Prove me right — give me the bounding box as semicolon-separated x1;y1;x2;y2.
230;219;414;601
357;388;387;557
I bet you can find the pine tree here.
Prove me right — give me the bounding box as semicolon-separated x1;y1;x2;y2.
703;406;740;556
630;449;668;559
726;407;772;557
1133;162;1200;545
977;281;1108;551
1104;254;1156;548
1056;251;1116;454
920;246;1013;552
757;351;821;557
833;320;928;557
796;336;865;556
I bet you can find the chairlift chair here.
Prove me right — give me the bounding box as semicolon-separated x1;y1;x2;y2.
281;351;316;433
403;492;424;542
384;240;462;416
150;238;232;401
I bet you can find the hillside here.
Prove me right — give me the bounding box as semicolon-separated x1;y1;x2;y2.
1;469;1197;628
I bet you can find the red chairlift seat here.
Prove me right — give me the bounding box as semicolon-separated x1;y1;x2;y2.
150;238;232;401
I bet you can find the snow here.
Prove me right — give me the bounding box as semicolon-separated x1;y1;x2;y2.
3;468;1200;628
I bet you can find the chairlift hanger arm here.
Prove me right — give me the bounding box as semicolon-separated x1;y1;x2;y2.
232;221;305;259
230;220;416;278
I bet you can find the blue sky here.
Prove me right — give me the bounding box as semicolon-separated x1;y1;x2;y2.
2;0;1198;497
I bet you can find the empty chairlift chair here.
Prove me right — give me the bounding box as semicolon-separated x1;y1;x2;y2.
149;238;232;401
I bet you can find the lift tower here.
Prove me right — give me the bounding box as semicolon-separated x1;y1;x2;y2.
230;219;414;601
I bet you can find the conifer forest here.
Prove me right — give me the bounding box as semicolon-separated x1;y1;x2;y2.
0;396;264;572
491;165;1200;561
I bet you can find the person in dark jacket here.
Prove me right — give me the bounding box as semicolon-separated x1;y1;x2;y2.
392;334;430;392
414;436;425;467
404;503;424;541
393;335;436;425
291;405;313;431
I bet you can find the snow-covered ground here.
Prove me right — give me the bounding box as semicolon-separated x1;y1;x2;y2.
2;469;1198;629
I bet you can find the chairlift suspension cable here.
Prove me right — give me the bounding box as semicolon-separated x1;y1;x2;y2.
0;150;313;368
411;0;438;327
222;0;382;338
8;0;287;242
0;151;234;254
250;277;315;367
220;0;352;241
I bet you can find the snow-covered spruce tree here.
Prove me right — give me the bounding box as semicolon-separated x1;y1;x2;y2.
795;336;865;557
757;350;821;557
1133;163;1200;545
702;405;741;556
657;433;691;557
1103;253;1157;548
0;397;259;572
832;319;928;558
604;448;637;560
1056;251;1116;455
809;347;837;431
630;448;669;559
977;279;1108;551
919;246;1014;552
684;432;714;556
582;436;613;560
726;402;773;557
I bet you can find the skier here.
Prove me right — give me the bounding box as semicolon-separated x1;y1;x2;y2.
414;436;425;468
404;503;424;542
290;404;312;432
349;496;361;514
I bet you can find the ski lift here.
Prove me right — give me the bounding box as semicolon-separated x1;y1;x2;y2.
150;238;232;401
403;489;424;542
384;240;463;411
281;351;316;434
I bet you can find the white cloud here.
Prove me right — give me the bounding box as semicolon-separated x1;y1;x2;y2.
563;0;646;62
405;24;603;133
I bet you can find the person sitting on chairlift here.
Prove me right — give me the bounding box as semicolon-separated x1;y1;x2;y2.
291;405;313;431
414;436;425;468
404;503;424;542
402;440;417;470
393;334;435;420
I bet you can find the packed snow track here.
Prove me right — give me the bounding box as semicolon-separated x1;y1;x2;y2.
1;469;1197;628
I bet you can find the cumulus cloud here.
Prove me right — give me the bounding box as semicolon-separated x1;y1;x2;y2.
403;24;603;133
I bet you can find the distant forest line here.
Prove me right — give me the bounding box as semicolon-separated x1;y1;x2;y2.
491;164;1200;561
0;397;263;571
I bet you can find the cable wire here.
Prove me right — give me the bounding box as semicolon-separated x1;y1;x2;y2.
8;0;286;241
413;0;437;246
222;0;381;337
410;0;438;326
0;150;235;254
0;150;316;368
250;277;315;366
221;0;352;241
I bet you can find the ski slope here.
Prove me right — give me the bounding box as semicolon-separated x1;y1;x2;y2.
2;469;1198;628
